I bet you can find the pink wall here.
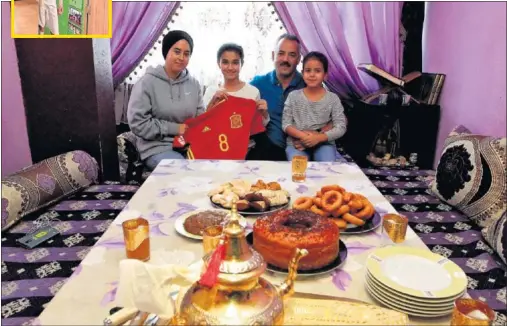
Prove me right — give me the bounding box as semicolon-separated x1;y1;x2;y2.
1;2;32;176
422;2;507;168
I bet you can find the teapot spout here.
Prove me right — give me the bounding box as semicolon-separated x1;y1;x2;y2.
276;248;308;299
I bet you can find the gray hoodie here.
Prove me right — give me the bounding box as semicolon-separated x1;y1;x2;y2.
127;65;205;160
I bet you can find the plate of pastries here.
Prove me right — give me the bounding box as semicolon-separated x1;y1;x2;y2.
292;184;381;234
207;179;290;215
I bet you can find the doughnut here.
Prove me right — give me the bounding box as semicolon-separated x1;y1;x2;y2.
348;199;363;210
342;192;353;203
252;209;340;270
293;197;313;210
321;190;343;212
331;218;347;229
355;200;374;219
334;204;350;217
342;213;366;226
310;205;328;217
354;193;367;201
321;185;345;194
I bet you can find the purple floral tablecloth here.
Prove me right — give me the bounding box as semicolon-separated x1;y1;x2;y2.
38;160;450;325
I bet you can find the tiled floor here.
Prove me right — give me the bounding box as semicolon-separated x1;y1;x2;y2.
13;0;38;35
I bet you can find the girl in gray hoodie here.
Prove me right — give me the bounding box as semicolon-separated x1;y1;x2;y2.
127;30;205;171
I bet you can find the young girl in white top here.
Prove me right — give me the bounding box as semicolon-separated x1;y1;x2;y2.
203;43;269;149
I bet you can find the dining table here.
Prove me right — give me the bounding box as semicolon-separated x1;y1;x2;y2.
38;159;452;325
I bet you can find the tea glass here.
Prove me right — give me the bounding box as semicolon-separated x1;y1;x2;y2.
202;225;223;255
292;155;308;183
450;298;495;325
381;214;408;245
122;218;150;261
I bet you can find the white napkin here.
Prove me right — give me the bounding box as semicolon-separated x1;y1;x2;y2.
114;250;203;320
115;259;178;318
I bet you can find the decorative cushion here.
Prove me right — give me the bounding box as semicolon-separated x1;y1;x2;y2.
431;125;506;229
1;150;99;231
117;131;139;164
482;211;507;265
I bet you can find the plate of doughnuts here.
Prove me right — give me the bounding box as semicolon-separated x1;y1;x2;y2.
292;184;382;234
207;179;291;215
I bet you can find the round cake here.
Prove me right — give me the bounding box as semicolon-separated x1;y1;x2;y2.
253;209;340;271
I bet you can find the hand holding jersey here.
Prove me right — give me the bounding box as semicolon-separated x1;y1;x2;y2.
207;90;229;111
255;99;269;118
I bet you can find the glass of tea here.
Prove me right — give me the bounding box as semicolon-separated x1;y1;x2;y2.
291;155;308;183
122;218;150;261
202;225;223;255
382;214;408;244
450;298;495;326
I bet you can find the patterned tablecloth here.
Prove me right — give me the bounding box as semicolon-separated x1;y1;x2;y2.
38;160;452;325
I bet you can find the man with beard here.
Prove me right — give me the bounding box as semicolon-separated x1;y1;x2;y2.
247;34;305;161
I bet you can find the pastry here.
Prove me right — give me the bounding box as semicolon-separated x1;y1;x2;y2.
267;182;282;190
250;201;268;212
211;192;239;208
255;189;290;206
235;200;250;211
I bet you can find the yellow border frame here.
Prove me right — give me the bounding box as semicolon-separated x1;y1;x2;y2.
11;0;113;38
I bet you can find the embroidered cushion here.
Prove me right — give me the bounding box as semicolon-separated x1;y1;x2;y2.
482;211;507;265
1;150;99;231
430;125;506;229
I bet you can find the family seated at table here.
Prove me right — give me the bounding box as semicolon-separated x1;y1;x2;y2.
127;30;347;171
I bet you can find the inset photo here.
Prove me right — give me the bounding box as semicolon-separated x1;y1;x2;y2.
11;0;112;38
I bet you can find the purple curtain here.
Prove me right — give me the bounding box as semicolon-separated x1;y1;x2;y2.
111;2;180;87
273;2;403;98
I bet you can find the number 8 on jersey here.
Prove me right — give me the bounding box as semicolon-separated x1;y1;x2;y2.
218;134;229;152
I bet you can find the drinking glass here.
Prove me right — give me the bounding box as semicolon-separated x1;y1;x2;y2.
122;218;150;261
382;214;408;244
450;298;495;326
202;225;223;255
292;155;308;183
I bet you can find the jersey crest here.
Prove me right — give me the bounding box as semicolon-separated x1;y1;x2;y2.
230;112;243;129
202;126;211;133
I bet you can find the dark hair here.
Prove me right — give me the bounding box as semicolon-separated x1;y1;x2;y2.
162;30;194;58
302;51;329;73
275;33;301;53
217;43;244;65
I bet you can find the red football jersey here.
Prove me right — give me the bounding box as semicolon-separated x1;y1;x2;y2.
183;96;265;160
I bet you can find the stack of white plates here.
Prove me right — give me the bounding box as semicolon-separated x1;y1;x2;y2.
365;246;468;317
